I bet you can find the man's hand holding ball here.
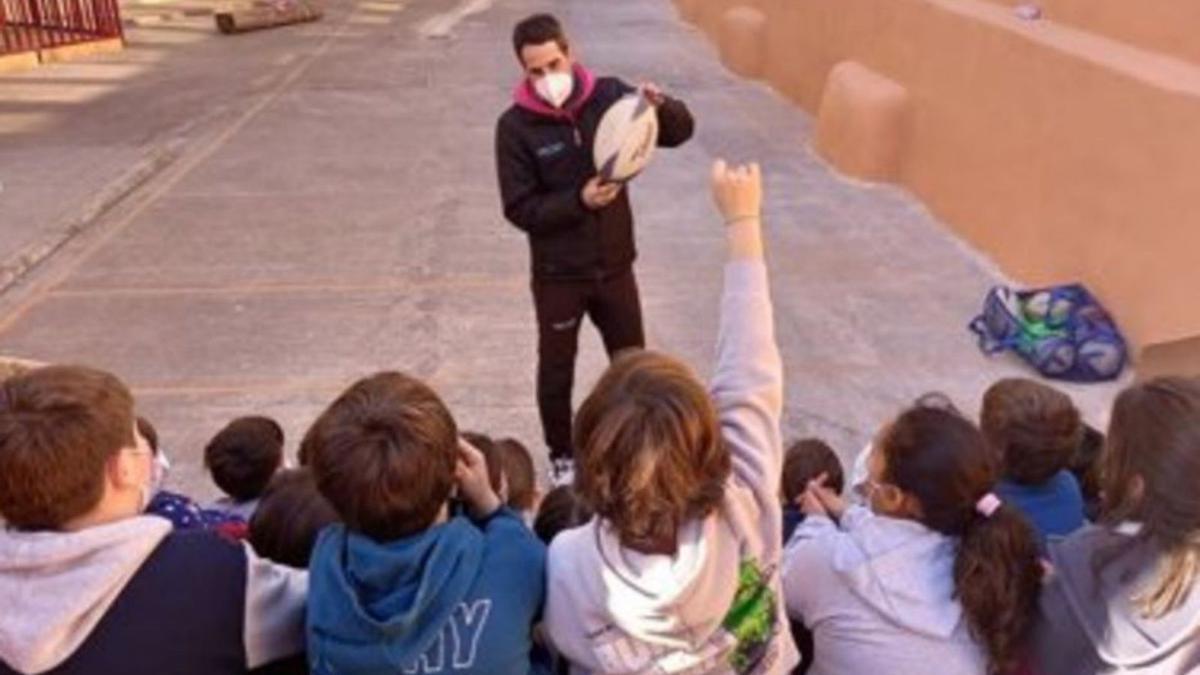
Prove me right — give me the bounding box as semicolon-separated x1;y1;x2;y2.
581;176;622;210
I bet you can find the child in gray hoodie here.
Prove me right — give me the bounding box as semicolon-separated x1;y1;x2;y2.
783;401;1043;675
0;365;306;675
542;161;800;674
1033;376;1200;674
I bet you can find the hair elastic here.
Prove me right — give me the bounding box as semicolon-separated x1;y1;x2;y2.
975;492;1003;518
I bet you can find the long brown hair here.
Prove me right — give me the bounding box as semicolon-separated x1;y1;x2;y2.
573;350;729;555
1100;376;1200;617
881;403;1042;673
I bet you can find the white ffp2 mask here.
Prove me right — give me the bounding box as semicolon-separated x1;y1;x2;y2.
534;71;574;108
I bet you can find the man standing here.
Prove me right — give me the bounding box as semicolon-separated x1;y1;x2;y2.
495;14;694;483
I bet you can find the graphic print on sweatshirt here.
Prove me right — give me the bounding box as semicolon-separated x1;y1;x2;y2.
588;558;782;675
401;600;492;674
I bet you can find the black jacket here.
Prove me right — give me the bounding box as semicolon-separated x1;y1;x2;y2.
496;70;694;280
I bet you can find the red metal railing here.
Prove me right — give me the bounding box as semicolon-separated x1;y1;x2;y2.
1;0;123;56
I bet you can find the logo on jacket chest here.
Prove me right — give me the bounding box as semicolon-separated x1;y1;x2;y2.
536;141;568;159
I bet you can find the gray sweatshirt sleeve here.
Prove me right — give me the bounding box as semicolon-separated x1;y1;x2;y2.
710;259;784;505
242;542;308;669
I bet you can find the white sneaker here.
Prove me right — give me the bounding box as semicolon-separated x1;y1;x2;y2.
550;458;575;487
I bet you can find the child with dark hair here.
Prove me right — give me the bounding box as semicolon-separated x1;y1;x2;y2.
981;378;1086;542
533;485;593;545
249;469;338;569
0;365;306;674
205;416;286;520
139;416;248;536
783;399;1043;675
302;372;546;675
1069;424;1105;522
1034;377;1200;674
542;162;800;672
781;439;844;544
497;437;541;521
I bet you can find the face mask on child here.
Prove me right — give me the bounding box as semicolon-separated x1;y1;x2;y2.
534;71;574;109
150;450;171;495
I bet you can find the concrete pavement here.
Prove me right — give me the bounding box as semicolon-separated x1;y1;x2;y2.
0;0;1127;499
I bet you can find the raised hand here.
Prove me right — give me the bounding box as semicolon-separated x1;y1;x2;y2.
455;438;502;520
711;159;765;260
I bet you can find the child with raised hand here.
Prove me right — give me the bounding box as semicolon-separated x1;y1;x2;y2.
783;400;1043;675
302;372;546;675
542;161;800;674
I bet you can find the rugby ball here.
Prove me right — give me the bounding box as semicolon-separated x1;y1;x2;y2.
593;93;659;184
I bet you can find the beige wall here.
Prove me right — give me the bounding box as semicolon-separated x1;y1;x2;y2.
678;0;1200;375
980;0;1200;65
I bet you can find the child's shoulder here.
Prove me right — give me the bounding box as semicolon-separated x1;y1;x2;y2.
546;519;598;573
479;509;547;567
157;528;246;564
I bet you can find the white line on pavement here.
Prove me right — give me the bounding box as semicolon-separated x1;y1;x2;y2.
417;0;493;39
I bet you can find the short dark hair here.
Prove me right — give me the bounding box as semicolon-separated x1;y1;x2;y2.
534;485;593;545
249;468;339;568
0;365;136;530
781;438;844;503
497;438;537;511
137;416;160;454
512;13;568;58
981;378;1083;486
302;372;458;542
461;431;504;495
1069;424;1104;519
204;416;285;502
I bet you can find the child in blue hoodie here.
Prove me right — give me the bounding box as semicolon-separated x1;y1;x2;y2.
980;378;1086;546
302;371;547;675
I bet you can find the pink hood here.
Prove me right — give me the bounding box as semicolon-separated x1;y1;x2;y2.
513;63;597;121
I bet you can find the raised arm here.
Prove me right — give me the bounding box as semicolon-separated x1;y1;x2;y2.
707;161;783;500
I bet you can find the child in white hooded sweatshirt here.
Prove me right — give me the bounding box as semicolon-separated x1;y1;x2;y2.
782;400;1043;675
542;160;800;675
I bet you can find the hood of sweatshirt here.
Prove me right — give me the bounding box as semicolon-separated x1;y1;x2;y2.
0;516;172;674
513;63;597;121
1048;523;1200;668
830;508;965;639
307;518;483;673
584;509;743;651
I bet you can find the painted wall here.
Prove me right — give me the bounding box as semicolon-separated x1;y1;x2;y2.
980;0;1200;65
677;0;1200;374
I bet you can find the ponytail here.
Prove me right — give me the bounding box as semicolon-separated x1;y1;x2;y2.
955;502;1043;674
880;403;1044;674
